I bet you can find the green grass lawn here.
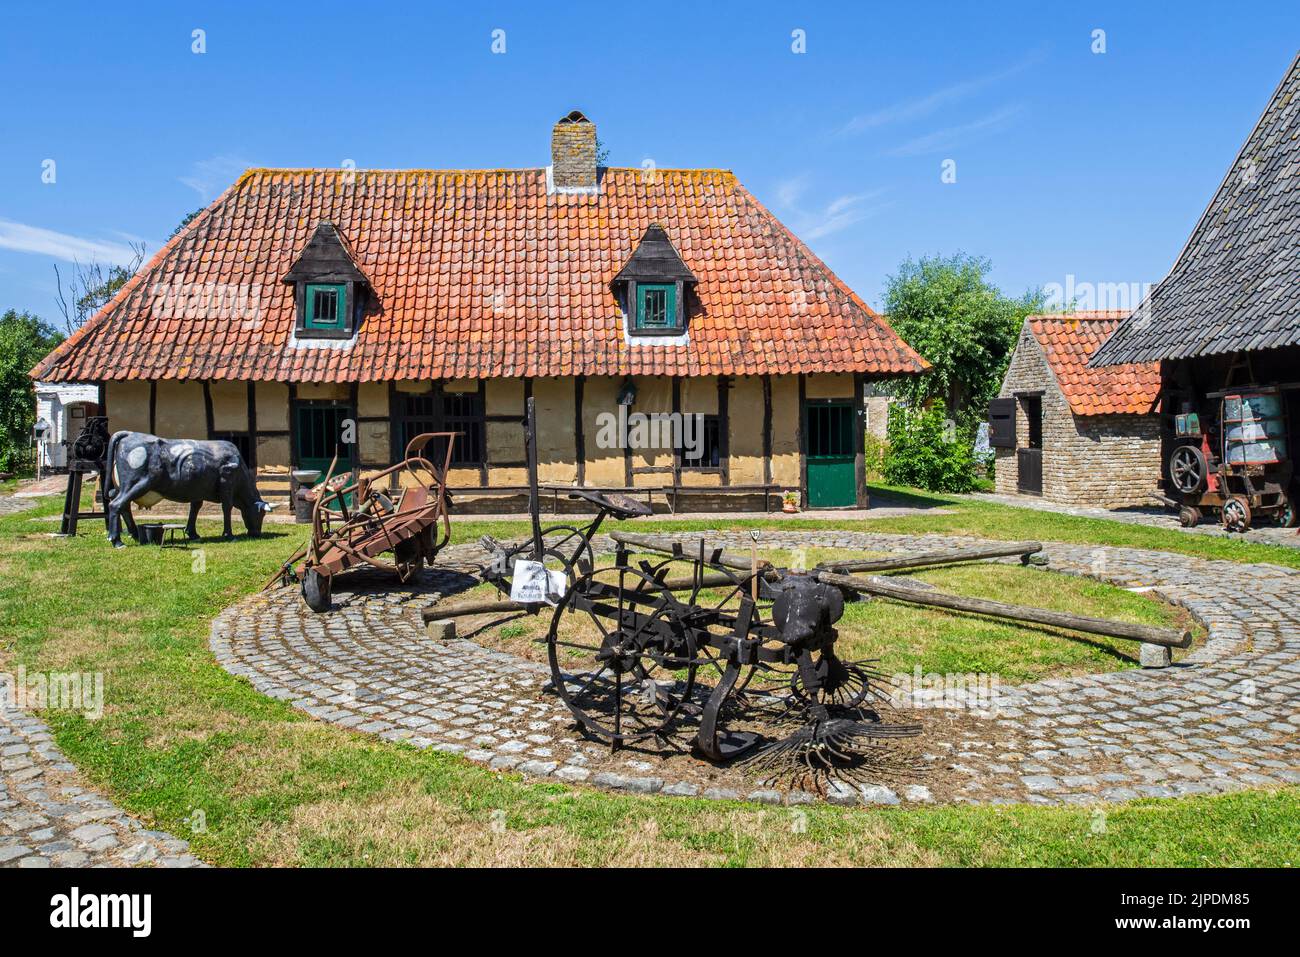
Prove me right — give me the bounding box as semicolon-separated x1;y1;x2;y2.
0;488;1295;866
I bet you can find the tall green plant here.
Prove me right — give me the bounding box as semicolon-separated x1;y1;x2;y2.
0;311;63;472
883;403;977;493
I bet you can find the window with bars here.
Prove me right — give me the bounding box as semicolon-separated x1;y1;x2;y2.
681;414;723;469
443;392;485;466
305;283;346;329
397;394;439;458
635;283;678;331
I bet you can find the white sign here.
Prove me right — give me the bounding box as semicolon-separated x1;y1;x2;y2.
509;559;567;606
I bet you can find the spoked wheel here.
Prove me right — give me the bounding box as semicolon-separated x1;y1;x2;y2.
1222;495;1252;533
1169;445;1208;496
787;651;881;711
538;524;597;577
548;564;697;746
301;567;333;613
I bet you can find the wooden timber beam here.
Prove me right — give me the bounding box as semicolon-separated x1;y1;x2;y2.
815;571;1192;648
818;541;1043;574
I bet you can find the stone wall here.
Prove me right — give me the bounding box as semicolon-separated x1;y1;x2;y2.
995;328;1160;508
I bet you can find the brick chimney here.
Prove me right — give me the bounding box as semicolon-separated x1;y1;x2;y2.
550;110;597;191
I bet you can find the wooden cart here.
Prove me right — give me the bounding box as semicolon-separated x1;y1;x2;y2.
278;432;458;611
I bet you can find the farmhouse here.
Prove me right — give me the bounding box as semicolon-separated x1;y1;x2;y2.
991;312;1160;507
1092;52;1300;528
31;111;926;512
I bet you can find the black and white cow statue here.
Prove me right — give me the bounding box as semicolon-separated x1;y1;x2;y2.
102;431;275;548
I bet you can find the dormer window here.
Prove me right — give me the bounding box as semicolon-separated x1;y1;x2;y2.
613;224;696;339
283;222;370;340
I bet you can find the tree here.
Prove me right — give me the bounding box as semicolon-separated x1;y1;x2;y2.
0;311;64;472
54;240;146;335
884;253;1042;427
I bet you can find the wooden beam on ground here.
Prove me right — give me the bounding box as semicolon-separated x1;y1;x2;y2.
817;541;1043;574
815;571;1192;649
421;598;536;623
608;530;774;574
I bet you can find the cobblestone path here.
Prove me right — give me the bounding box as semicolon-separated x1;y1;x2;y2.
970;491;1300;549
0;708;203;868
212;532;1300;807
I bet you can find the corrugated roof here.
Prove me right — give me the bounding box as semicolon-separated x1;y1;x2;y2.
1093;50;1300;366
32;167;928;383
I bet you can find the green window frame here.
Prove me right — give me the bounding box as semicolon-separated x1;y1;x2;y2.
305;283;347;330
635;283;677;330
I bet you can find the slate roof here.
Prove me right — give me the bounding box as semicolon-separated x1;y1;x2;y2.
1028;312;1161;416
1092;51;1300;367
32;167;927;383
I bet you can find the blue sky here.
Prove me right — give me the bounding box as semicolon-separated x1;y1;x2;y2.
1;1;1297;324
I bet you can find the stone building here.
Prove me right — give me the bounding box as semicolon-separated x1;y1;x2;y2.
991;312;1160;507
31;111;927;512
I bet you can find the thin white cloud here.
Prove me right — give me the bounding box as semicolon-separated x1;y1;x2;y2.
0;218;144;266
883;104;1023;157
839;52;1042;135
179;154;250;202
774;184;890;241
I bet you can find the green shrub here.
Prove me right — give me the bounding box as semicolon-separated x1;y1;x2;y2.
883;404;977;493
862;433;886;483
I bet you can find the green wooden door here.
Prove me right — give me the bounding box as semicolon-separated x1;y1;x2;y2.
805;402;857;508
294;403;354;480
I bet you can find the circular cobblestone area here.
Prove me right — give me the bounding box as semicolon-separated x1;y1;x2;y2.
212;532;1300;807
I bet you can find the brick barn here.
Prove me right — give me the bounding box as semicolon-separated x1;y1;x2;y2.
31;111;927;512
990;312;1161;507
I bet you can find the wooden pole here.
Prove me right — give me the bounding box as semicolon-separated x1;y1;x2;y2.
815;571;1192;649
422;598;536;623
818;541;1044;574
607;530;773;574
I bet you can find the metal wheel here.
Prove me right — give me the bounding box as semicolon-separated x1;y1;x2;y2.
1222;496;1252;533
547;564;697;745
538;524;597;576
1169;445;1208;495
302;568;332;613
1178;505;1201;528
1275;493;1299;529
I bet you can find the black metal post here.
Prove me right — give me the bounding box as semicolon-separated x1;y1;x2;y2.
525;396;543;560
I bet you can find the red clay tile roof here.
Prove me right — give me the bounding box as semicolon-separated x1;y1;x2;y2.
1027;312;1160;416
32;168;928;383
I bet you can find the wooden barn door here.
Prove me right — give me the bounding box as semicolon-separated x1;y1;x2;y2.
805;401;857;507
1016;394;1043;495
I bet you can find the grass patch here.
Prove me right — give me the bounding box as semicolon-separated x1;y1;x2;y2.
0;491;1293;866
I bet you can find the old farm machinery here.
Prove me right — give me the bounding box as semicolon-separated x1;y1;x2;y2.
1165;386;1297;531
274;432;458;612
424;399;923;776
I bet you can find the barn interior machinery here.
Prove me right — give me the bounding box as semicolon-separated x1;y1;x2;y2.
1165;386;1297;531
